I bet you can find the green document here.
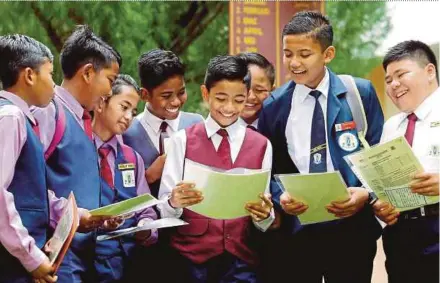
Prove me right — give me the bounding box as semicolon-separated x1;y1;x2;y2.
275;172;349;225
345;136;439;211
183;159;270;219
90;193;161;217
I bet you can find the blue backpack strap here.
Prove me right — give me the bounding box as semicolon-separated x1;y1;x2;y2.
120;144;138;179
44;98;66;160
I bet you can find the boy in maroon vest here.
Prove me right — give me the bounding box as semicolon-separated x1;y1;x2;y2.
158;55;274;282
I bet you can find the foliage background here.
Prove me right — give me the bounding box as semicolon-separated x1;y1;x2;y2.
0;1;390;115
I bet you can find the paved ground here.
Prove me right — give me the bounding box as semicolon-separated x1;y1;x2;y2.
372;237;388;283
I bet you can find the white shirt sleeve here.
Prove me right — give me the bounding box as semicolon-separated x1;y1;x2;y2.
157;130;187;218
252;140;275;232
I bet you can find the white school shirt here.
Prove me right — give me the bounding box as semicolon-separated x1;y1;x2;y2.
380;87;440;173
158;115;275;231
137;105;181;152
286;68;335;173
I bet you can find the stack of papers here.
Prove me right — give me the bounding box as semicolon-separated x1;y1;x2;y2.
97;218;187;241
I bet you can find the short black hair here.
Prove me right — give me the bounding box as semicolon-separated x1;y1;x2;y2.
111;74;140;97
60;25;122;79
282;11;333;51
138;49;185;92
0;34;53;89
236;52;275;86
204;55;250;91
383;40;439;83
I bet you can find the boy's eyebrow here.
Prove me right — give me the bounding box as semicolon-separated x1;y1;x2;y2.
215;92;229;96
385;68;405;80
122;100;133;107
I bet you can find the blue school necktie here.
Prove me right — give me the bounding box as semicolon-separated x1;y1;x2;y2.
309;90;327;173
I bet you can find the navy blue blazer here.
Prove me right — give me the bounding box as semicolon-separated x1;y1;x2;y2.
258;70;384;233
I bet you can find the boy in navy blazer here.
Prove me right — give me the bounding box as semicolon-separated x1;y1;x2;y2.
258;11;384;283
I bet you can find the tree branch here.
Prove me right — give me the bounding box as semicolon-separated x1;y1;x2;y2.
171;2;224;55
30;2;64;52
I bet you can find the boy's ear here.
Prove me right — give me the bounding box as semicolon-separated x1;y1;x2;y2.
426;63;437;83
140;88;150;102
23;67;36;86
323;46;336;65
81;63;95;84
201;85;209;103
95;97;106;113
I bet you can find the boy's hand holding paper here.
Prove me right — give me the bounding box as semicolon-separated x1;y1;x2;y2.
373;200;400;225
169;182;203;208
280;192;308;216
410;172;439;196
245;193;273;222
326;187;368;218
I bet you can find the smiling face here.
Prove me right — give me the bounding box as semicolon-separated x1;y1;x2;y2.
385;58;437;113
144;75;187;120
202;79;247;128
282;34;334;89
97;85;140;135
240;64;273;124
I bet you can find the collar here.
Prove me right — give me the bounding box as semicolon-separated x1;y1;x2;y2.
397;87;440;127
205;114;241;142
55;85;85;120
296;67;330;103
0;90;37;125
95;134;119;154
143;105;181;133
238;117;258;129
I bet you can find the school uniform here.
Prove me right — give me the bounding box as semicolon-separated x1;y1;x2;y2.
123;106;204;197
158;115;274;283
380;87;440;283
238;117;259;131
122;106;204;282
0;91;79;282
94;135;158;282
258;68;384;283
32;86;101;283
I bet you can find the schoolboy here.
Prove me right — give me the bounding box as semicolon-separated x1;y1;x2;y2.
158;55;274;282
258;11;384;282
374;40;439;283
32;25;122;282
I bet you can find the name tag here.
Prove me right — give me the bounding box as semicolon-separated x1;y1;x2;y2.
335;121;356;132
118;163;135;170
430;121;440;128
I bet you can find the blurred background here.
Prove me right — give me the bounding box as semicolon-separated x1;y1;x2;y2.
0;1;438;119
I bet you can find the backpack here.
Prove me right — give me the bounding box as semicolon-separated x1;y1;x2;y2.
44;99;138;170
338;75;370;149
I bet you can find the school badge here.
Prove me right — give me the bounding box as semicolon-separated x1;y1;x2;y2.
338;132;358;152
313;153;322;165
429;144;440;157
122;170;136;188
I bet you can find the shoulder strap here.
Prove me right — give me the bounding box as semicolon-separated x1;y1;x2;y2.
44;98;66;160
338;74;370;148
120;144;138;175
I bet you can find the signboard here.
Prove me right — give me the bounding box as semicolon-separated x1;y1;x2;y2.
229;1;324;86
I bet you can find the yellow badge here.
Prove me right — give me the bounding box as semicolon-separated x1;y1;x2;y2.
118;163;135;170
430;121;440;128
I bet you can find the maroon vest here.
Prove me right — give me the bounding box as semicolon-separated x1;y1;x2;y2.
171;122;268;265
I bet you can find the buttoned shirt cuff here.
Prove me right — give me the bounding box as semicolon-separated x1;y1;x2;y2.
158;194;183;218
253;208;275;232
137;218;159;247
21;246;47;272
